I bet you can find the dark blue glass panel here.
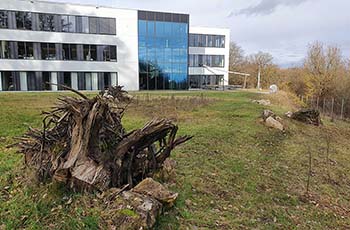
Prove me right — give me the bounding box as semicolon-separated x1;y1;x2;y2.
138;20;147;36
147;21;155;37
138;19;188;90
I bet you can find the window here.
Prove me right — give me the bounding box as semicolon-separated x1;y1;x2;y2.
189;34;225;48
18;42;34;59
1;72;16;91
85;72;92;90
83;45;97;61
15;12;32;30
62;44;77;60
76;16;89;33
63;72;71;88
96;18;116;35
89;17;98;34
61;15;69;32
68;16;76;32
109;18;116;35
103;72;111;88
39;14;55;31
42;72;51;90
189;55;224;67
0;11;8;29
99;18;109;34
0;41;11;59
41;43;56;60
100;45;117;61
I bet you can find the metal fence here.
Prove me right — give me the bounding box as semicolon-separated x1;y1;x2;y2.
304;96;349;121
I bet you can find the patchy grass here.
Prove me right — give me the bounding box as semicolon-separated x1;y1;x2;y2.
1;90;350;229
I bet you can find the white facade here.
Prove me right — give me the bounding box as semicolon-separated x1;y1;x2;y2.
0;0;139;91
0;0;231;91
189;26;230;86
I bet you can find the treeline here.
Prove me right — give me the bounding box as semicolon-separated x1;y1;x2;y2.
229;41;350;113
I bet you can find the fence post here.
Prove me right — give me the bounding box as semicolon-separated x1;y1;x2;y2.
341;99;345;120
323;98;326;114
316;97;319;110
331;98;334;121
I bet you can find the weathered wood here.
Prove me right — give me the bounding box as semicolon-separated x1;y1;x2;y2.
15;86;192;191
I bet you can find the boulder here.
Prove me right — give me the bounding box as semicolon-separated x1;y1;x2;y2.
290;109;321;126
265;116;284;131
100;188;162;230
132;178;178;206
262;110;275;121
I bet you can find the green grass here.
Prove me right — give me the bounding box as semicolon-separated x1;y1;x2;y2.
1;90;350;229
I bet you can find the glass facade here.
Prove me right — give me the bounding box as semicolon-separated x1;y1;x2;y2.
189;75;223;89
138;11;189;90
189;54;225;67
189;34;225;48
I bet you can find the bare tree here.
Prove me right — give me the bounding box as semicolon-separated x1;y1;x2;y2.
229;42;245;85
244;51;276;89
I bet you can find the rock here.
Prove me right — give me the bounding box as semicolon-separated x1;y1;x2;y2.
262;110;275;121
159;158;177;182
285;111;293;118
253;99;271;106
265;117;284;131
275;116;283;122
119;191;162;230
290;109;321;126
132;178;178;206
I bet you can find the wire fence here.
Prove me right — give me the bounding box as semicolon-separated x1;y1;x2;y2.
303;96;349;121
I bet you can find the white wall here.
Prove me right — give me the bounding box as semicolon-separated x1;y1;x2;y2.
0;0;139;91
189;26;230;85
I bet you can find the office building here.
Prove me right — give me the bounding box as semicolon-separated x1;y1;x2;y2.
0;0;230;91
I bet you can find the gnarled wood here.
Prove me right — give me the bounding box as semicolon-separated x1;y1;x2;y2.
15;86;192;191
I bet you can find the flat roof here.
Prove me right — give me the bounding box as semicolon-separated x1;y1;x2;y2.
17;0;189;15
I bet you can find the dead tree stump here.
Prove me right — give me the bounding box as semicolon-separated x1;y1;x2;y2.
15;86;192;191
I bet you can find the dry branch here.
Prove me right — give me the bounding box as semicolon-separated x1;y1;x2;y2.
15;86;192;191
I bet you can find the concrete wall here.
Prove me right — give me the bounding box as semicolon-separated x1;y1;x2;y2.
189;26;230;85
0;0;139;91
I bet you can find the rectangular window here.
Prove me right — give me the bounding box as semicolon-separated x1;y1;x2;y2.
15;12;32;30
24;12;32;30
189;34;225;48
0;11;8;29
189;55;224;67
89;17;98;34
41;43;48;59
99;18;110;34
61;15;69;32
101;45;117;61
62;44;69;60
68;16;76;32
39;14;55;31
109;18;116;35
71;44;77;60
0;41;11;59
63;72;72;88
18;42;34;59
76;16;89;33
62;44;77;60
83;45;97;61
41;43;56;60
15;12;24;29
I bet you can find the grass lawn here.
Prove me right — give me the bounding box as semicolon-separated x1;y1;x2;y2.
1;90;350;229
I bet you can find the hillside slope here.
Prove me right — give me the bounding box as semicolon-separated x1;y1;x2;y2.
0;91;350;229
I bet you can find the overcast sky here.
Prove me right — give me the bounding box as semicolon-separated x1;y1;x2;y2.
47;0;350;67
